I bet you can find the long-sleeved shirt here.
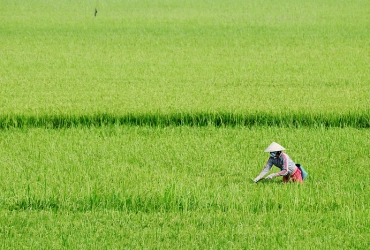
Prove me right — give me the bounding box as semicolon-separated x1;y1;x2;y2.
258;152;297;178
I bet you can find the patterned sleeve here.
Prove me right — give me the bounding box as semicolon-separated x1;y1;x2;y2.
257;158;273;178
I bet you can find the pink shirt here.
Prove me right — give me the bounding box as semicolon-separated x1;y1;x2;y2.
258;152;297;178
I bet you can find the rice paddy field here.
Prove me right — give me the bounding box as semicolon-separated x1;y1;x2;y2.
1;0;369;249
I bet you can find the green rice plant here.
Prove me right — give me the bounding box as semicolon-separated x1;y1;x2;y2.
0;0;369;248
0;126;369;248
0;110;369;129
1;0;369;117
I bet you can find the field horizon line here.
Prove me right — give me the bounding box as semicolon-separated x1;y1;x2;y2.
0;111;369;129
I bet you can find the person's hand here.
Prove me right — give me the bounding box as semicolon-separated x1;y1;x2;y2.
253;177;260;183
265;173;276;180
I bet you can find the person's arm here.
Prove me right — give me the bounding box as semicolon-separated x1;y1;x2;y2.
254;159;272;182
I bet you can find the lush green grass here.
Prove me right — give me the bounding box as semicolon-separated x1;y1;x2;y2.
1;111;370;129
1;209;368;249
1;0;369;248
0;126;369;248
1;0;369;116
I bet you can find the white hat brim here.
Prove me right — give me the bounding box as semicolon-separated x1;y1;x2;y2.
264;142;286;152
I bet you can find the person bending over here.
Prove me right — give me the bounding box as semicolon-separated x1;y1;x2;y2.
254;142;303;183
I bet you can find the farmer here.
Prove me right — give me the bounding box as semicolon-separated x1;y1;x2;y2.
253;142;303;183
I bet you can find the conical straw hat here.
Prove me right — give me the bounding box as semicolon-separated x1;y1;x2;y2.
264;142;286;152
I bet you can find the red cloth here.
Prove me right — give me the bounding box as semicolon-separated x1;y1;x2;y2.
283;167;303;183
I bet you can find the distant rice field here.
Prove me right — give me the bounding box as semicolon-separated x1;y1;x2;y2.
1;0;369;117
